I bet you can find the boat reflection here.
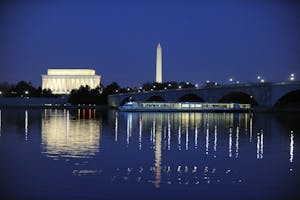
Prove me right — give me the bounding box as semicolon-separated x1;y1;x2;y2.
119;112;251;152
113;112;256;187
41;109;101;159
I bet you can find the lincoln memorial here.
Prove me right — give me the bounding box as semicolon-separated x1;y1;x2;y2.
42;69;101;94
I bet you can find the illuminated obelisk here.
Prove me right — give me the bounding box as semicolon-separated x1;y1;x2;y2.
156;43;162;83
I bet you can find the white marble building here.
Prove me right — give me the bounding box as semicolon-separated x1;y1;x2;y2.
42;69;101;94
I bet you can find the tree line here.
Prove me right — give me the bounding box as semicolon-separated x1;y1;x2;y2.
0;80;216;105
0;81;55;97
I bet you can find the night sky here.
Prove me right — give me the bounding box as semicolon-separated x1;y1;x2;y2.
1;0;300;87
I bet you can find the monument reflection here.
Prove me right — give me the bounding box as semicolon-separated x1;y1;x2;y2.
41;109;101;158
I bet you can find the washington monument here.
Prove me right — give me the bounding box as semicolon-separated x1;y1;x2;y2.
156;43;162;83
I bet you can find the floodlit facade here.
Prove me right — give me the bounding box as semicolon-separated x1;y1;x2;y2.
42;69;101;94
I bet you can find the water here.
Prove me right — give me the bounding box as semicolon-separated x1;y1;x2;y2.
0;108;299;199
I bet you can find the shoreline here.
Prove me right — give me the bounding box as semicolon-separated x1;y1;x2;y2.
0;104;110;110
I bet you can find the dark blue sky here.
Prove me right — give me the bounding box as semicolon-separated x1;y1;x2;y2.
1;0;300;87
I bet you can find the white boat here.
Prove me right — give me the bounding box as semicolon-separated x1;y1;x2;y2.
119;102;251;112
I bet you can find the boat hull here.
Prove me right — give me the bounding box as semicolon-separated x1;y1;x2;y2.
119;102;252;113
119;107;251;113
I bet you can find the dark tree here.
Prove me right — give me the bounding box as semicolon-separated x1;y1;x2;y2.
104;82;120;95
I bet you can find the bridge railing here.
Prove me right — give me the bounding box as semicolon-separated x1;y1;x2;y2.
109;81;292;97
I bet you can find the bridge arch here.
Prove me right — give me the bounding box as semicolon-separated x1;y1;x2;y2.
274;89;300;108
218;92;258;106
119;97;136;106
146;95;166;102
177;93;205;102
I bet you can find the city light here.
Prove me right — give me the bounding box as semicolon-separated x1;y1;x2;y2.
168;83;171;87
195;84;199;88
236;81;240;84
25;90;29;95
290;73;295;81
178;86;182;89
261;79;265;83
0;91;2;95
229;78;233;82
206;80;210;83
257;76;261;80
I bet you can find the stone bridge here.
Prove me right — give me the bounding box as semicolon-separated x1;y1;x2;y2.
108;81;300;108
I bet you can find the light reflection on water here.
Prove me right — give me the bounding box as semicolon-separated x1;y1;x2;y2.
25;110;28;140
119;112;250;151
0;109;2;136
36;110;298;187
114;112;254;187
0;108;299;199
41;109;101;158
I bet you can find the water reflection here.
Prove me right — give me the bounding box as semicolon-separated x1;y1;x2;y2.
236;126;239;158
257;130;264;159
25;110;28;140
154;116;162;188
0;109;299;197
0;109;2;136
41;109;101;158
115;112;118;142
229;127;232;157
113;112;262;187
290;133;294;163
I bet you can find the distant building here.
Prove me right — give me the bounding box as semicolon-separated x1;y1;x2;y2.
42;69;101;94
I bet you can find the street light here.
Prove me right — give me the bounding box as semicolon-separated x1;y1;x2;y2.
229;78;233;82
25;90;29;95
206;80;210;83
178;85;182;89
257;76;261;80
290;73;295;81
0;91;2;95
236;81;240;84
261;79;265;83
195;84;199;88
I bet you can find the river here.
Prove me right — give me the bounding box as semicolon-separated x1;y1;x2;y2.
0;108;299;199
